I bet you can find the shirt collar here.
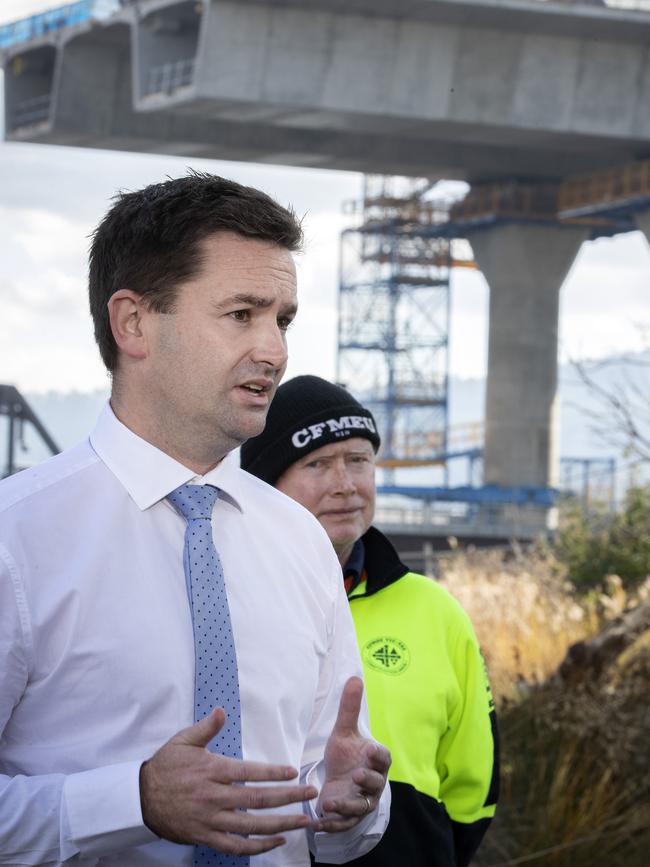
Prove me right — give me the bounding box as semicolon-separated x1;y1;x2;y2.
343;537;365;581
89;402;244;512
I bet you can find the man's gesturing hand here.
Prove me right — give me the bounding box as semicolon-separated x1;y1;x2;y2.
314;676;391;834
140;708;317;857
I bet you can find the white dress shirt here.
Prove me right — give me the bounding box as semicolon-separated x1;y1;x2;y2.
0;403;389;866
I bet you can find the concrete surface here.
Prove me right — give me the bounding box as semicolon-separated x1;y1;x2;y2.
3;0;650;179
469;222;589;488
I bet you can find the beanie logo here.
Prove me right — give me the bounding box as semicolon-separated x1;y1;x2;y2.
291;415;377;448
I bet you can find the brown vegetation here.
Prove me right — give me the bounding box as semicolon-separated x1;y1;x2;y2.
437;546;650;867
438;546;597;704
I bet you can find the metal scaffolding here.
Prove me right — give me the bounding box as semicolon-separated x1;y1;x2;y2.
336;170;632;515
337;177;462;481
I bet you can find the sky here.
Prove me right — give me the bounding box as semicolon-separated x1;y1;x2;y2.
1;0;650;398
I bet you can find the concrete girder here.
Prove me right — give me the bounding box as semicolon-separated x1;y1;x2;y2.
54;23;133;140
468;223;588;489
242;0;650;43
3;0;650;178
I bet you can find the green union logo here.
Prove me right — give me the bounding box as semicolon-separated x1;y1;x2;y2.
363;637;410;675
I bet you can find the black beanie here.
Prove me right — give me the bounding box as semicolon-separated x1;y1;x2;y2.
241;375;380;485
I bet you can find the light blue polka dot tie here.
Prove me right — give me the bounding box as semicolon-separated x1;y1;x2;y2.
167;483;249;867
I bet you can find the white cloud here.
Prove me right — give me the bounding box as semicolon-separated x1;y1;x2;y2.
0;2;66;26
560;232;650;362
449;268;489;379
11;208;86;260
0;141;363;392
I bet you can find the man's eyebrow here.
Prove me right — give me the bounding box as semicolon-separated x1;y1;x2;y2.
282;301;299;317
214;294;298;316
214;293;273;310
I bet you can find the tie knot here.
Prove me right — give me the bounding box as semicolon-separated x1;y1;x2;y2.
168;483;219;521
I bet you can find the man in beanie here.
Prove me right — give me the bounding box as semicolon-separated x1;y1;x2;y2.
242;375;499;867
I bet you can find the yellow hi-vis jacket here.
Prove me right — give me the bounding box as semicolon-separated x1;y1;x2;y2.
343;527;499;867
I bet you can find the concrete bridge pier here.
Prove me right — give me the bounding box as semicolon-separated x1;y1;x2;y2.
468;224;588;519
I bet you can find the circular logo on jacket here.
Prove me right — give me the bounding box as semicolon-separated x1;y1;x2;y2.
362;637;410;675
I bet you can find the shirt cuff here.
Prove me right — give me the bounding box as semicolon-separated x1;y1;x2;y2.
62;760;158;858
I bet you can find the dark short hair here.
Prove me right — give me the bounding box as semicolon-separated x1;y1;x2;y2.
88;171;303;372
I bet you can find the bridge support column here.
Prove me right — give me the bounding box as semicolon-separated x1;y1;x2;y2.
468;224;588;500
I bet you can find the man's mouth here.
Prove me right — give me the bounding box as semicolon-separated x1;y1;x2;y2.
239;379;273;395
322;507;363;516
241;384;265;393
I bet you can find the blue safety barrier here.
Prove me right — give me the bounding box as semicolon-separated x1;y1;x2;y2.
376;484;559;507
0;1;93;50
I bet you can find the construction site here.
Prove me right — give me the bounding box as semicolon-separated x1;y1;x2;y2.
2;6;650;867
2;0;650;558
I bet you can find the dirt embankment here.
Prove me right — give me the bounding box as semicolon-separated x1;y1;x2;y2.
438;549;650;867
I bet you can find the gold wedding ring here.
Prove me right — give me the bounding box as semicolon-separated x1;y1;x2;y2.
362;794;371;814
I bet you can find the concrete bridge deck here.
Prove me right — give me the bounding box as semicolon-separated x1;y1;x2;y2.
3;0;650;179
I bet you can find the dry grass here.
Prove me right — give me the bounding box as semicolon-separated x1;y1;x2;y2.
437;546;598;705
474;657;650;867
434;545;650;867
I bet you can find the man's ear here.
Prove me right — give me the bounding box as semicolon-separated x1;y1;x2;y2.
107;289;149;361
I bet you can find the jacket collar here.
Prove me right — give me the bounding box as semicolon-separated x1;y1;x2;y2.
352;525;410;597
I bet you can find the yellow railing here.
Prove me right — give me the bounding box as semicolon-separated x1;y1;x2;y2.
450;181;560;224
558;160;650;216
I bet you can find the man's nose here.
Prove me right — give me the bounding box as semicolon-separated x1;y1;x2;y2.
251;322;288;370
332;463;357;495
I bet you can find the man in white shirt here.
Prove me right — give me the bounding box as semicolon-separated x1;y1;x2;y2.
0;172;390;865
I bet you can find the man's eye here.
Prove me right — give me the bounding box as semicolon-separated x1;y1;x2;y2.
277;316;293;332
231;310;250;322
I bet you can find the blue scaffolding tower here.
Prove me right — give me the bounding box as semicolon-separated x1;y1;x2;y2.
337;176;456;485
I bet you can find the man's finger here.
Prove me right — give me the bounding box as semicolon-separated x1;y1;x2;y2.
217;783;318;810
351;767;385;794
320;794;374;818
311;816;359;834
212;755;301;784
331;676;364;738
214;809;311;836
173;708;226;748
366;742;392;774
